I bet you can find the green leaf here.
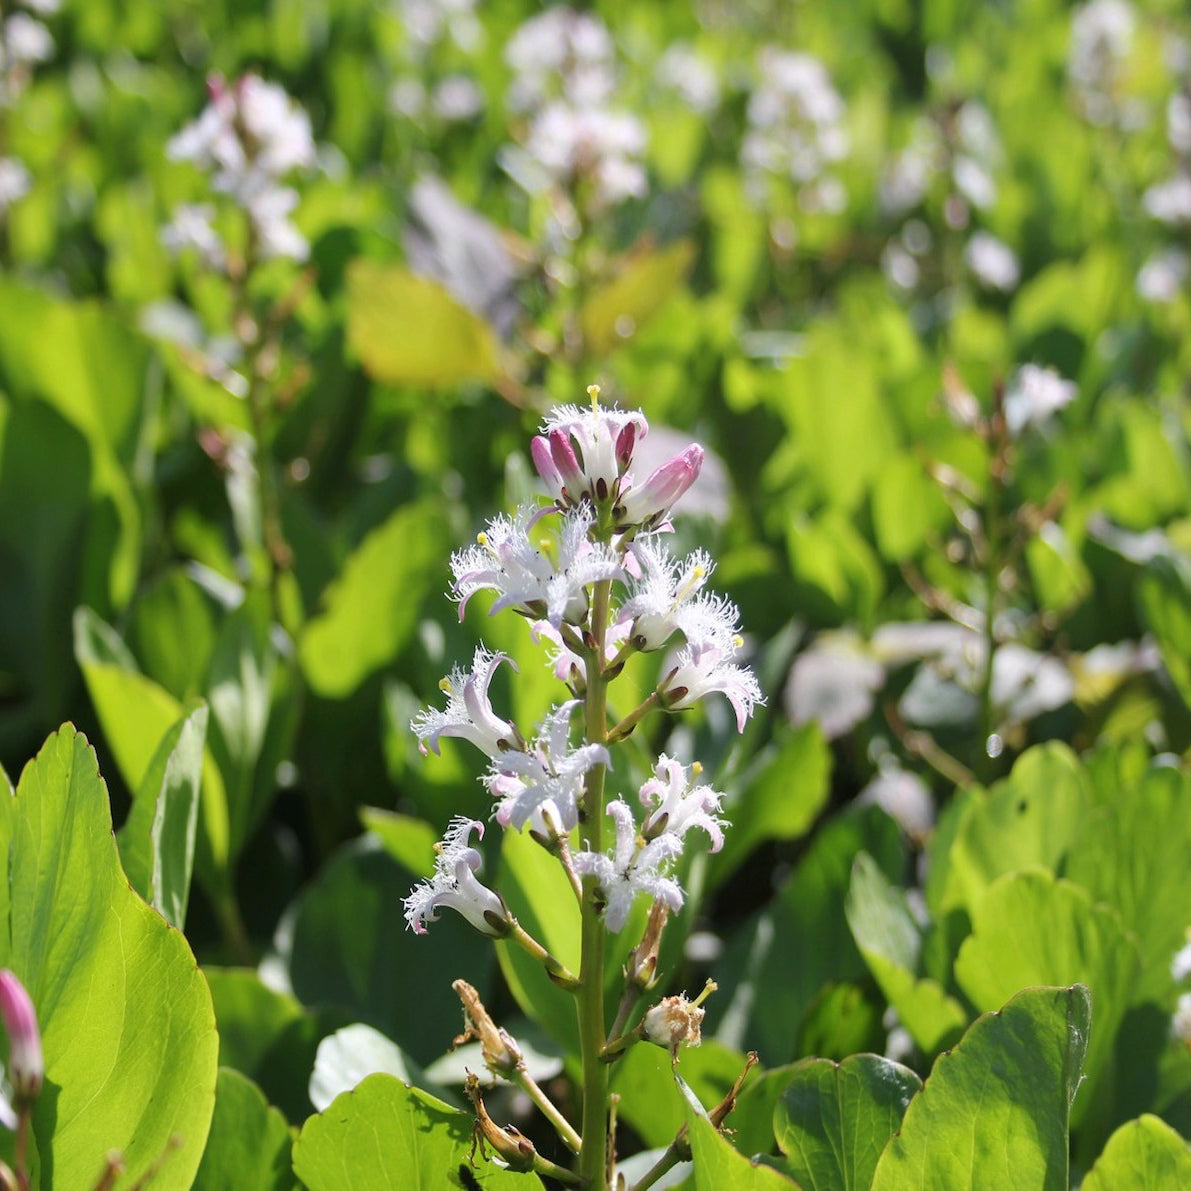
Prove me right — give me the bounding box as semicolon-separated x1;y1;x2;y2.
204;967;328;1125
1065;765;1191;1001
3;727;218;1187
581;239;695;356
117;702;207;929
1138;555;1191;714
929;743;1088;917
1082;1114;1191;1190
774;1055;922;1191
205;600;279;855
1025;522;1091;614
496;825;582;1052
193;1068;296;1191
275;837;493;1065
846;854;969;1054
292;1074;541;1189
75;610;231;892
870;986;1091;1191
709;722;832;885
953;871;1140;1125
300;501;446;698
611;1040;752;1150
360;807;438;878
346;260;501;386
688;1106;800;1190
871;453;949;562
711;807;904;1063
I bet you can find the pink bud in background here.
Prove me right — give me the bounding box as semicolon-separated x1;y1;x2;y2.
0;970;42;1104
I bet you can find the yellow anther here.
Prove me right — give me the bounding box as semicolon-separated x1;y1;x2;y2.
439;677;453;694
693;565;706;580
587;383;601;410
692;761;703;777
732;635;744;649
477;532;489;546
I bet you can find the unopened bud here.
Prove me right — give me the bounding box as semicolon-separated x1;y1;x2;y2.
0;970;42;1104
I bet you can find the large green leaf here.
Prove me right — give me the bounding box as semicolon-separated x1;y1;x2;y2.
1138;555;1191;715
709;722;832;885
581;239;695;356
1082;1114;1191;1190
117;702;207;929
774;1055;922;1191
611;1040;752;1150
711;807;904;1063
346;260;501;385
846;853;968;1054
292;1074;541;1189
929;743;1088;917
870;986;1091;1190
1065;765;1191;1002
75;608;231;892
953;871;1140;1125
274;836;494;1065
204;967;332;1125
299;500;447;698
496;825;582;1053
193;1068;296;1191
687;1107;800;1191
3;727;218;1187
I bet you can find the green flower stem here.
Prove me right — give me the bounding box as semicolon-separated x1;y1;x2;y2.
979;398;1008;776
506;919;580;990
607;691;660;744
578;575;613;1189
532;1153;585;1187
627;1133;690;1191
514;1068;583;1155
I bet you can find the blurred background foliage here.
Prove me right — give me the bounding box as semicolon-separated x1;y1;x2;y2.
5;0;1191;1177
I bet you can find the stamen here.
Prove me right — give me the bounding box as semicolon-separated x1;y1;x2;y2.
587;383;601;411
439;677;453;694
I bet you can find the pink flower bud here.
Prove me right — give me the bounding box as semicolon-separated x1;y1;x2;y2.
0;970;42;1104
618;444;705;529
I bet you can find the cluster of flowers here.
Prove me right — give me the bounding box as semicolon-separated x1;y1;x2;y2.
404;398;761;938
0;0;57;216
879;99;1020;295
163;73;316;269
387;0;485;125
502;7;648;212
742;48;849;212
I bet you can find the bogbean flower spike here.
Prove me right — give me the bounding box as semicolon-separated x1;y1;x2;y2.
406;387;763;1184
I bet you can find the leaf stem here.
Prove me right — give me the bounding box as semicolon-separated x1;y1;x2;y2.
514;1068;583;1155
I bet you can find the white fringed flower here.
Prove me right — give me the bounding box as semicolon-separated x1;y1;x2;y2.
403;818;509;937
573;800;684;932
485;702;610;832
637;755;727;851
661;643;764;732
411;646;518;758
452;504;621;628
1003;364;1077;436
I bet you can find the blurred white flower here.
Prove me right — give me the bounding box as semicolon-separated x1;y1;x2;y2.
397;0;482;54
785;633;884;739
965;230;1019;291
655;43;720;114
166;74;314;265
1168;93;1191;155
743;49;848;202
1173;992;1191;1044
2;12;53;67
859;764;935;840
0;156;31;211
388;78;427;118
524;102;647;205
1172;938;1191;983
505;7;616;111
1143;175;1191;225
1004;364;1077;435
432;75;484;121
1137;248;1189;303
1068;0;1137;125
160;202;224;267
